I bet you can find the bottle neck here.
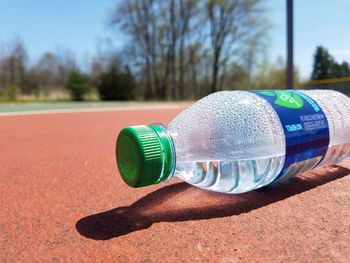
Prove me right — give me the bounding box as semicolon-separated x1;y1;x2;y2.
151;123;176;182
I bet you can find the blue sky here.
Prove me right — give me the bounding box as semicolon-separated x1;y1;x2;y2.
0;0;349;79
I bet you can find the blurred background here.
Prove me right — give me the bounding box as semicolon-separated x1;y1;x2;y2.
0;0;349;102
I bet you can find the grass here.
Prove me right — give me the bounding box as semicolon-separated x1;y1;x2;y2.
0;88;100;104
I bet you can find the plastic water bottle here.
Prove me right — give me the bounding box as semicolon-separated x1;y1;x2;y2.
116;90;350;194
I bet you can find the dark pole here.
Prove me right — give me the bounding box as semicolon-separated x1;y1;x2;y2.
170;0;177;100
286;0;294;89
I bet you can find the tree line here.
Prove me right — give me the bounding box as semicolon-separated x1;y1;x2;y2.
0;37;78;100
1;1;348;102
0;0;274;101
0;37;136;101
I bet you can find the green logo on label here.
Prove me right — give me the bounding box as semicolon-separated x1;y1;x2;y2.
258;91;304;109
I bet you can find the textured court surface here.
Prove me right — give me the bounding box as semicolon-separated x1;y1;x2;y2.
1;104;350;262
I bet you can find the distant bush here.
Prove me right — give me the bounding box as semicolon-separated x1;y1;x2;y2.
97;64;135;100
65;71;92;101
4;84;19;101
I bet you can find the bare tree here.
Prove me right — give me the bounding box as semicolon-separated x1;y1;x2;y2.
55;47;77;86
0;37;28;92
34;52;60;92
169;0;177;100
177;0;199;99
110;0;269;100
112;0;159;99
206;0;267;93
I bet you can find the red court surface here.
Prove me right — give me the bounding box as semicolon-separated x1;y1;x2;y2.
1;106;350;262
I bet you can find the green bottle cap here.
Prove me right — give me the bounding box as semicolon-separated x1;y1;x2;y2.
116;125;174;188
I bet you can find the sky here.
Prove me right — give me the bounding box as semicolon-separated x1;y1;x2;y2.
0;0;350;79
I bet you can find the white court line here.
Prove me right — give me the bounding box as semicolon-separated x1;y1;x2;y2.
0;105;182;117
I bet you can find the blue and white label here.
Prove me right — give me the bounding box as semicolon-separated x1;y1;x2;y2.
249;90;330;182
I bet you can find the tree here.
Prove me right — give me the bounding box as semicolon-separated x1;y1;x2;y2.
56;47;77;86
33;52;60;94
110;0;269;100
97;63;135;100
65;71;91;101
254;57;300;89
205;0;268;93
4;84;19;101
0;37;28;93
311;46;335;80
177;0;199;99
340;62;350;77
311;46;350;80
112;0;161;99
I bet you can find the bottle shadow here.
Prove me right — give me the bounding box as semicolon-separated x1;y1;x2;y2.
76;165;350;240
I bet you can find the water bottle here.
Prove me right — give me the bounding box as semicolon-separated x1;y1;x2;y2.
116;90;350;194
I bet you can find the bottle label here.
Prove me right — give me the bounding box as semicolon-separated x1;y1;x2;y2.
249;90;330;182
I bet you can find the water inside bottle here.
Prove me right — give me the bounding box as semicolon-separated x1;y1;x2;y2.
175;155;284;194
175;142;350;194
